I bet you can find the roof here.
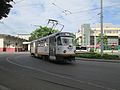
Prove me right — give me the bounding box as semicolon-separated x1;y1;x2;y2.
0;34;28;41
17;34;30;35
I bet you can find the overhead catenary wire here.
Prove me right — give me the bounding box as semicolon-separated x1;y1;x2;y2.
0;22;18;35
11;0;120;15
13;0;120;16
50;1;102;32
12;0;46;10
14;0;25;4
51;2;120;15
71;3;120;15
0;22;16;30
52;3;72;15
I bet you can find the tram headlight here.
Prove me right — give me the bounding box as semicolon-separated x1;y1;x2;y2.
63;50;66;53
74;50;76;53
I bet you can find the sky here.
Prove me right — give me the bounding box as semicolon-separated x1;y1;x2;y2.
0;0;120;35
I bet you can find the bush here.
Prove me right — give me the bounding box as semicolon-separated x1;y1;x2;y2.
102;54;119;60
76;53;119;60
90;48;94;52
76;53;100;59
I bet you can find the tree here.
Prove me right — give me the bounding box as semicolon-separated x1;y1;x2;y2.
29;26;59;41
97;34;108;45
74;37;79;46
68;33;79;46
0;0;13;20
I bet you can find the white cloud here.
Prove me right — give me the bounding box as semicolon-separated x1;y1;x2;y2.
0;0;120;35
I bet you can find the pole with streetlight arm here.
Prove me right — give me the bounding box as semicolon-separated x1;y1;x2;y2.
100;0;104;56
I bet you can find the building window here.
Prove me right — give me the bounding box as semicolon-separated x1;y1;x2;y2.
104;30;107;34
107;30;112;33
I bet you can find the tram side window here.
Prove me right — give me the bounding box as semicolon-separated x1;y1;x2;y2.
37;39;49;47
44;39;49;46
40;40;45;47
37;41;41;46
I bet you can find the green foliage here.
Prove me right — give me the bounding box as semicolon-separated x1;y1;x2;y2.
0;0;13;19
76;53;119;60
76;53;101;59
71;33;79;46
29;26;58;41
97;34;108;45
90;48;94;52
102;53;119;59
74;37;79;46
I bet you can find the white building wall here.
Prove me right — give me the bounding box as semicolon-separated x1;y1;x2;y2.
0;38;4;47
0;38;4;52
28;44;30;51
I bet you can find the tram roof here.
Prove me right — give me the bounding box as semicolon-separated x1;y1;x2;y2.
31;32;73;43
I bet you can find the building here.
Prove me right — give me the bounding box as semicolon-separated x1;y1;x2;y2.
16;34;31;40
0;34;28;52
16;34;31;51
76;24;91;47
76;23;120;50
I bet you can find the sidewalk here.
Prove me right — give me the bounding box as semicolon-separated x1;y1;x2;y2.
76;57;120;63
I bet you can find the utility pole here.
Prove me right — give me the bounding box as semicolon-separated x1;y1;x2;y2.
100;0;104;56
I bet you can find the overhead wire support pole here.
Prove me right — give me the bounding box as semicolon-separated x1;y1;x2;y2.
100;0;104;56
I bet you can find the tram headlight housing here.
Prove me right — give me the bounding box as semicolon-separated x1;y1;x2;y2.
74;50;76;53
63;50;66;53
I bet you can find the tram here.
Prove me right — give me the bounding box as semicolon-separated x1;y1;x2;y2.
30;32;76;62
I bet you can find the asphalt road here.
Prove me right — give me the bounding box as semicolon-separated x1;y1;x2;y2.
0;52;120;90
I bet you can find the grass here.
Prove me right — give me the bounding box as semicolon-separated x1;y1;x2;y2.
76;52;120;60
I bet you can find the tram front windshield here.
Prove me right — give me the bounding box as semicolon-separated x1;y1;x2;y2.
57;36;73;46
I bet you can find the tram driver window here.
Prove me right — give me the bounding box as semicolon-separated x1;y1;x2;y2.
61;37;73;46
62;38;69;45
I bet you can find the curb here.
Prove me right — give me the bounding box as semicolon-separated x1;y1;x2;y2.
75;57;120;63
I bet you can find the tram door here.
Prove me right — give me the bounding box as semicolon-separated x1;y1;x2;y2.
49;36;56;60
34;41;38;57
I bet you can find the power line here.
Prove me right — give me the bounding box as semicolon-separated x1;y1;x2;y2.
51;2;120;15
71;8;99;14
52;3;64;11
14;0;25;4
0;22;18;34
52;3;72;15
0;22;15;30
68;4;120;15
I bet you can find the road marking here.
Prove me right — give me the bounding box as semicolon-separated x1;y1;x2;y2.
6;57;116;90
